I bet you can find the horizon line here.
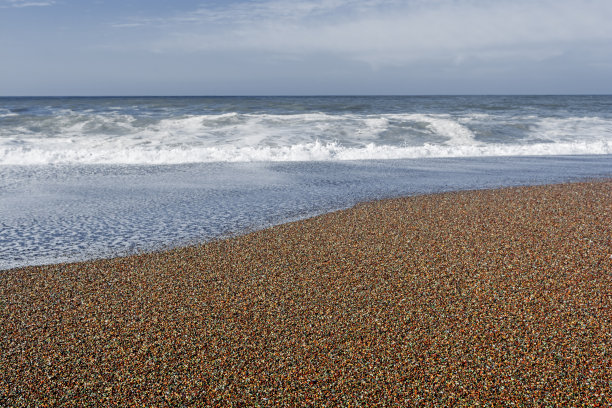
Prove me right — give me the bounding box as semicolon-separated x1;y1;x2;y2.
2;93;612;98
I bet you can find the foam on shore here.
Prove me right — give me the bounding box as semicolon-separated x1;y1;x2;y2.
1;180;611;405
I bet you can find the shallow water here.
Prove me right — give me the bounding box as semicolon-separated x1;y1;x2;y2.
2;155;611;270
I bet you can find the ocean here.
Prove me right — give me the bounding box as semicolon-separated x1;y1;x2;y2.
1;95;612;270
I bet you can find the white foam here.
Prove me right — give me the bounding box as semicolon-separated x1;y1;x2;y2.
531;116;612;142
334;141;612;160
2;139;611;165
411;114;477;145
1;112;612;165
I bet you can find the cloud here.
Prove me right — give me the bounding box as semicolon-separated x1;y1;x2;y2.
0;0;54;7
131;0;612;67
110;23;148;29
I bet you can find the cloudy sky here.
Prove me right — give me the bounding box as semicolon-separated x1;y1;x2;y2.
1;0;611;95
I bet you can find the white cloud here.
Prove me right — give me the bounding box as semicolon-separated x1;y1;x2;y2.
135;0;612;67
111;23;147;29
0;0;54;7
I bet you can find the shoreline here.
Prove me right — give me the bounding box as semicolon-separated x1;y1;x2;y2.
2;180;611;405
4;154;612;272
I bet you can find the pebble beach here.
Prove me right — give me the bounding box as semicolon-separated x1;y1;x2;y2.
1;180;611;406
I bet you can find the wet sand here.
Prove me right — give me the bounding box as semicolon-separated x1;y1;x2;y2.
1;180;611;406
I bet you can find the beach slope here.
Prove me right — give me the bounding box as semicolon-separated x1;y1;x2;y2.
1;180;611;406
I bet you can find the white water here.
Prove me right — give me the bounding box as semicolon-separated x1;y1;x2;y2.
2;112;611;164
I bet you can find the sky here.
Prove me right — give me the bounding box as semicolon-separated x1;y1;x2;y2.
1;0;612;95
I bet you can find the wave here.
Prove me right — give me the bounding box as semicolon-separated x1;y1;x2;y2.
1;140;611;165
1;111;611;164
0;111;478;140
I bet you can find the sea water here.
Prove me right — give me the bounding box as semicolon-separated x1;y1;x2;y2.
1;96;612;269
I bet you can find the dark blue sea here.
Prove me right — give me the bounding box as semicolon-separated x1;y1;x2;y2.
1;95;612;269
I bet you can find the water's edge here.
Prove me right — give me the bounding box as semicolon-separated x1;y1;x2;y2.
3;155;611;271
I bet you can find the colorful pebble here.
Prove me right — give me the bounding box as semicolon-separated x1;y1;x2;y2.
1;180;610;406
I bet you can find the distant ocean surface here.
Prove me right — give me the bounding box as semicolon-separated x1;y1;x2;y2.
2;95;612;269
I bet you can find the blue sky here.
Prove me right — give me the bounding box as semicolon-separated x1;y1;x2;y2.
1;0;612;95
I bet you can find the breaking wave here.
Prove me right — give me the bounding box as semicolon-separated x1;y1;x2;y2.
1;109;611;164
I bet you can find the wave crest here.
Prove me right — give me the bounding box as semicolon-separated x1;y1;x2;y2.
2;139;611;165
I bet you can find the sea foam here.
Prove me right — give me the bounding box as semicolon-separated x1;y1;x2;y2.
2;110;611;164
2;140;612;165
